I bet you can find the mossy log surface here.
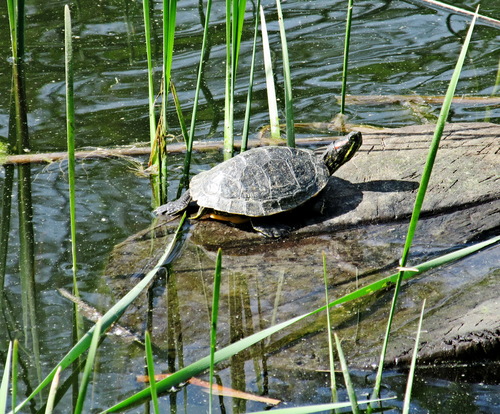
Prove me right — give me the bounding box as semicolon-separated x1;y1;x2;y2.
105;122;499;380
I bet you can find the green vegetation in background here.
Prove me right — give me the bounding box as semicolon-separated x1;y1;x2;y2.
45;366;62;414
334;333;359;413
240;0;261;152
321;253;338;410
208;249;222;414
180;0;214;193
6;0;25;61
275;0;295;147
0;342;12;413
260;6;280;140
64;5;78;287
144;331;160;414
402;300;426;414
340;0;353;116
74;319;102;414
142;0;156;160
224;0;248;158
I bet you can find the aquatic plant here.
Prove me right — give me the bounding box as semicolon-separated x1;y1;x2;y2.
1;1;498;413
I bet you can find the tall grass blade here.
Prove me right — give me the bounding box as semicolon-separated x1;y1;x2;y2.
6;0;17;61
156;0;178;204
101;235;497;412
6;0;25;61
209;249;222;414
0;165;14;297
275;0;294;147
370;6;480;403
74;319;102;414
145;331;160;414
224;0;247;158
170;82;189;146
64;4;77;282
11;340;17;414
44;366;61;414
241;0;260;152
321;253;338;409
0;342;12;413
260;6;280;140
334;334;359;414
17;169;41;387
181;0;213;191
161;0;177;137
143;0;157;156
402;299;426;414
10;214;188;413
65;4;84;366
339;0;353;115
224;0;232;157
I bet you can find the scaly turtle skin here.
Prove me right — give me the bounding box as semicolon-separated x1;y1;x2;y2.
155;131;362;237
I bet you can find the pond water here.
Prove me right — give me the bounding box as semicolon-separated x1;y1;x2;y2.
0;0;499;412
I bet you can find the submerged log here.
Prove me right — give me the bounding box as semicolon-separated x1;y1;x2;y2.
105;122;499;381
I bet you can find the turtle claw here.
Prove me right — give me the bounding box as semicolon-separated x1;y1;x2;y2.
250;219;292;238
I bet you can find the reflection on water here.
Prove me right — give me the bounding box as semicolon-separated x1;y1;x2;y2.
0;0;499;411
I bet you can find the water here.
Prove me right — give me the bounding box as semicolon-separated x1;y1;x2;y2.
1;0;499;412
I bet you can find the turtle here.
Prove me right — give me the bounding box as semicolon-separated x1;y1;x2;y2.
154;131;362;237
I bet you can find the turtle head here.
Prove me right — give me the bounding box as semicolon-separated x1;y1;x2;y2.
323;131;362;175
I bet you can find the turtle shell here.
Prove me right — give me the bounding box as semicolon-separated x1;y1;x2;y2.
189;146;329;217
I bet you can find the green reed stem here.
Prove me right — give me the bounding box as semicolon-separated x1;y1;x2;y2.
143;0;157;158
156;0;178;203
0;342;12;413
334;334;359;414
260;6;280;140
322;253;338;411
170;81;189;145
209;249;222;414
0;166;14;296
162;0;177;137
181;0;213;190
276;0;294;147
44;366;61;414
6;0;17;61
402;299;426;414
11;339;18;414
11;214;188;414
6;0;25;61
224;0;247;158
224;0;232;157
370;6;480;405
145;331;160;414
74;319;102;414
241;0;260;152
64;5;77;279
340;0;353;115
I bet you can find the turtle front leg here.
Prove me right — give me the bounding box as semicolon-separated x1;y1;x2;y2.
154;190;192;216
250;218;292;238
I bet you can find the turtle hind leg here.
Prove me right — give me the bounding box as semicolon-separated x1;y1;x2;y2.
154;190;192;216
250;217;292;238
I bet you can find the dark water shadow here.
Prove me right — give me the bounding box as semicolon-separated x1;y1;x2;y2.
248;177;419;234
